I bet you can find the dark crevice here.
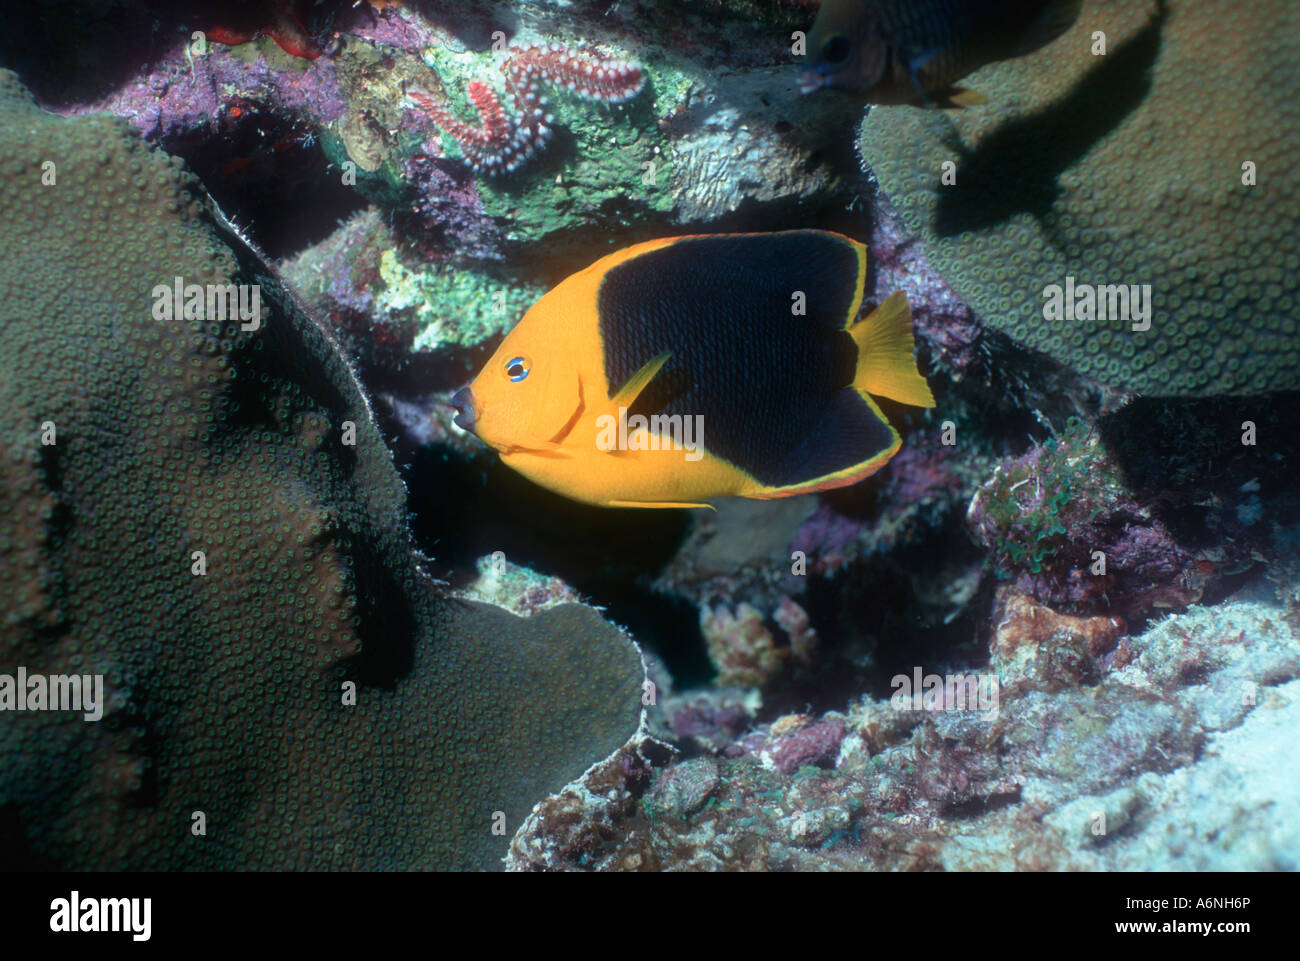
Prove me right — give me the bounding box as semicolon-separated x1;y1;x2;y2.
169;109;368;261
346;539;417;688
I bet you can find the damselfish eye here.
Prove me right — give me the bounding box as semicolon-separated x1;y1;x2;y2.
822;35;851;64
506;356;530;382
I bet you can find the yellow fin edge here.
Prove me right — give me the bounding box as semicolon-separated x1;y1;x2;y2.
608;499;715;510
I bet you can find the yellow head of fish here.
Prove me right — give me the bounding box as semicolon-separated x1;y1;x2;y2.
451;290;586;454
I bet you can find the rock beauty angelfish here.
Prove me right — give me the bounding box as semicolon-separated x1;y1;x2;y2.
450;230;936;509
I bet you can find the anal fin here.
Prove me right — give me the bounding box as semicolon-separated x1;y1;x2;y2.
608;499;715;510
757;390;901;497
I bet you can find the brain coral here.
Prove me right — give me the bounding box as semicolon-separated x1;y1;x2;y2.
859;0;1300;396
0;69;643;870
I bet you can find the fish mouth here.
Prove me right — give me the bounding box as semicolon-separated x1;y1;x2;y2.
797;70;826;95
450;386;476;431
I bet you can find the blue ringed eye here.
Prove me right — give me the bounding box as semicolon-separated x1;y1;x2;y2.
506;357;530;382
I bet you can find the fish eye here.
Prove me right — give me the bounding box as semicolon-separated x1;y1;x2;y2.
506;356;530;382
822;35;851;64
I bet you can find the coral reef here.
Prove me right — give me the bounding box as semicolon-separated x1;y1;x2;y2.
456;552;584;616
702;603;794;689
989;589;1128;689
658;687;758;755
511;598;1300;871
859;0;1300;395
2;0;1298;880
0;69;644;870
867;191;985;381
763;715;846;775
73;31;347;142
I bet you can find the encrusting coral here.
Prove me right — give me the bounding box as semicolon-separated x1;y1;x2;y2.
0;69;644;870
510;598;1300;871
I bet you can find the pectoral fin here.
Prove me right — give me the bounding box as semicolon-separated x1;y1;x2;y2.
903;46;940;106
610;351;671;408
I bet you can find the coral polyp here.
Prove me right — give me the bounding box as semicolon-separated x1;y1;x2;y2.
406;44;645;175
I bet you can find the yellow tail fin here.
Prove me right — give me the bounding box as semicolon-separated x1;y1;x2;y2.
850;292;936;408
943;86;987;108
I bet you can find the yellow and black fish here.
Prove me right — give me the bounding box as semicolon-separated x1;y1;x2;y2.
450;231;935;509
798;0;1082;106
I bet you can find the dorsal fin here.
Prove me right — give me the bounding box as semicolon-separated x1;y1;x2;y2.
850;292;936;408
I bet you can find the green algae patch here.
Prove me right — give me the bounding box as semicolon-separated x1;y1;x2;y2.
377;248;545;349
461;65;680;241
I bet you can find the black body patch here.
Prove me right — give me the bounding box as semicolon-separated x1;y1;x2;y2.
596;232;894;487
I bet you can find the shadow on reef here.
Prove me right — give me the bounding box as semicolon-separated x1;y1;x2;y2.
933;0;1166;239
1100;392;1300;552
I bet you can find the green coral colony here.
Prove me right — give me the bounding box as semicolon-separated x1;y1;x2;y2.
0;70;642;870
860;0;1300;395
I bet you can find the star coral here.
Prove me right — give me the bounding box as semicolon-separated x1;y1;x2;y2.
859;0;1300;396
0;69;646;870
405;44;645;175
